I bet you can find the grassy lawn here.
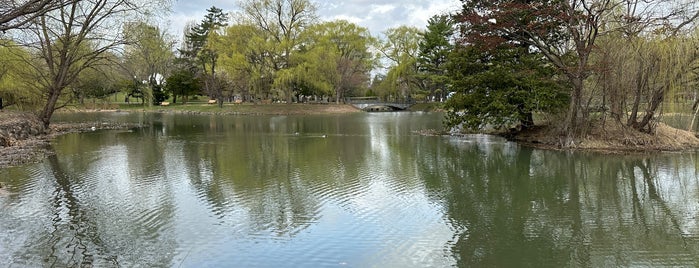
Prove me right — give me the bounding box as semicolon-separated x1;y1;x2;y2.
105;102;361;115
52;92;446;115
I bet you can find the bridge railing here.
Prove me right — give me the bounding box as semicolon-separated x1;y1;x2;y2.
345;97;416;105
346;97;380;104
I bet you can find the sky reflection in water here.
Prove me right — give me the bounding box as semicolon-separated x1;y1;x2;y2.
1;112;698;267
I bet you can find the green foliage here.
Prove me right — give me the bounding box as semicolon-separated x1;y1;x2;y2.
213;23;261;99
183;6;229;60
123;22;175;79
294;20;375;101
456;0;699;138
188;6;229;105
212;3;374;103
22;0;169;127
0;40;40;109
237;0;318;102
72;66;120;103
125;78;145;104
368;74;394;101
122;22;176;106
379;26;423;100
165;68;201;104
417;15;454;101
444;44;568;131
151;83;168;105
455;0;590;136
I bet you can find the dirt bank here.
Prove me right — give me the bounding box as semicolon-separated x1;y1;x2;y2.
511;122;699;152
0;111;140;168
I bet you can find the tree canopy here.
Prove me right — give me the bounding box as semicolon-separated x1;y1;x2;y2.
445;43;568;131
378;26;423;102
418;14;455;101
123;21;176;105
452;0;699;142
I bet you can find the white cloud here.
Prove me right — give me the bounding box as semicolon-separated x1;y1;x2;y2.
324;14;365;25
165;0;462;40
370;4;396;14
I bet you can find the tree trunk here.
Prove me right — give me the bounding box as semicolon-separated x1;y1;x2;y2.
335;86;342;104
689;98;699;131
607;64;623;122
40;86;62;128
627;65;647;127
634;87;664;133
520;111;534;130
564;76;584;140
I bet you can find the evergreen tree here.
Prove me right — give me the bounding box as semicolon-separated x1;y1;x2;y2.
445;43;568;131
182;6;229;107
417;14;454;102
165;66;200;104
182;6;228;60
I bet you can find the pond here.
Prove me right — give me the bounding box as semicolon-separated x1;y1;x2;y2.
1;112;699;267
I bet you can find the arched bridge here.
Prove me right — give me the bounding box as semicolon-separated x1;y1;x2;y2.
347;97;414;111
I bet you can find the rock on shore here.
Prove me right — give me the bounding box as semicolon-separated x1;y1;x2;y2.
0;112;45;147
0;112;50;168
0;111;140;168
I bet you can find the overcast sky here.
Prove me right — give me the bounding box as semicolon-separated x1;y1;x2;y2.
165;0;461;40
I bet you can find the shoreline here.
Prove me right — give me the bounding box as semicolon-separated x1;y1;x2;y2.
3;107;699;168
61;103;363;115
509;122;699;153
0;122;143;169
1;104;362;168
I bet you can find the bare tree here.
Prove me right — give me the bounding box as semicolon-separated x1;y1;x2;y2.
17;0;164;127
0;0;69;32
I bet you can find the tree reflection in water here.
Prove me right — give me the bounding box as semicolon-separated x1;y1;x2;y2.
419;136;699;267
2;113;698;267
28;129;179;267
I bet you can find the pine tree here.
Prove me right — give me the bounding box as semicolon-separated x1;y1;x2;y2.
417;14;454;102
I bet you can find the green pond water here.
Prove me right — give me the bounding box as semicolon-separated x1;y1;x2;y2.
1;112;699;267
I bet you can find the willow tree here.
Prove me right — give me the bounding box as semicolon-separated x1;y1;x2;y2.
379;26;423;102
1;0;72;110
0;40;39;109
71;57;122;106
14;0;165;128
591;35;699;133
238;0;318;103
212;23;269;102
123;22;176;106
296;20;375;103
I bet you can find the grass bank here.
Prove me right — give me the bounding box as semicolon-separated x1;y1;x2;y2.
75;102;362;115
